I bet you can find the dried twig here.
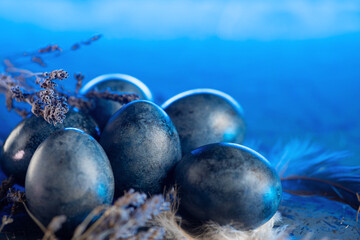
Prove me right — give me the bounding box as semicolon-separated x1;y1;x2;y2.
13;107;30;118
74;73;85;94
8;35;99;67
85;90;140;105
32;56;46;67
0;188;25;233
42;215;67;240
22;201;47;233
37;44;62;54
7;188;26;216
0;176;15;204
0;215;14;232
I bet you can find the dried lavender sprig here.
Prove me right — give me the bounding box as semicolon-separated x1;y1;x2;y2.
2;55;141;125
85;90;140;105
71;189;169;240
8;69;70;125
2;68;140;123
6;34;101;68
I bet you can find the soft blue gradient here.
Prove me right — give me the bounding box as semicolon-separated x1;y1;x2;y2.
0;0;359;163
97;183;107;199
0;0;359;40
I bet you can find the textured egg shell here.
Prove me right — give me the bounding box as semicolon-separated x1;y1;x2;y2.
25;129;114;230
162;89;246;155
0;109;99;185
80;73;153;129
175;143;282;230
100;100;181;197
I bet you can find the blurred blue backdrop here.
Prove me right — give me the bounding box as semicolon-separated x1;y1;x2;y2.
0;0;359;162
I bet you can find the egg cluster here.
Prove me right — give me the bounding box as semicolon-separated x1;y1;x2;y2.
0;74;282;233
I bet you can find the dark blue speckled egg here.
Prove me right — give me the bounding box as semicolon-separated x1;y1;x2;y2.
175;143;282;230
100;100;181;197
80;73;153;129
25;128;114;231
0;109;99;185
162;89;246;155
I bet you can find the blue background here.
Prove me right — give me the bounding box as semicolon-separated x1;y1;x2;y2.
0;0;359;163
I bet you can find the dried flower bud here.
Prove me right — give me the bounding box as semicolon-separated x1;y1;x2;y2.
31;100;42;117
11;86;25;102
71;43;80;51
38;44;62;53
31;56;46;67
39;89;54;104
54;70;69;80
7;188;25;203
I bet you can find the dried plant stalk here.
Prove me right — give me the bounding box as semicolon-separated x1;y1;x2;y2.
42;215;67;240
9;69;70;125
85;90;140;105
71;189;169;240
1;62;140;123
0;215;14;232
0;176;15;204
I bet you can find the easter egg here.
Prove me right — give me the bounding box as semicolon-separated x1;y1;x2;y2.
175;143;282;230
100;100;181;197
25;128;114;231
0;108;99;185
162;89;246;155
80;73;153;129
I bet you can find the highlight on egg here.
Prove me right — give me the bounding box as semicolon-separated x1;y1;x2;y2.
80;73;153;129
162;89;246;155
175;142;282;230
0;108;99;185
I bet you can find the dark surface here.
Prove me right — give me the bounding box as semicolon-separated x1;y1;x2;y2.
0;210;43;240
80;73;153;129
162;89;246;155
279;192;360;239
25;129;114;232
100;100;181;197
175;143;282;230
0;109;99;185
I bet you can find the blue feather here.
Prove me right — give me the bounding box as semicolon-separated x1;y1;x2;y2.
245;139;360;211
